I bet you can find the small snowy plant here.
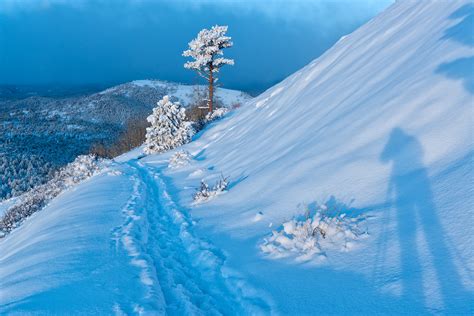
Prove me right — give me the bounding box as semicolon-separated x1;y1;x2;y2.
183;25;234;113
205;107;229;122
0;155;104;236
168;150;193;169
144;95;194;154
193;175;229;203
260;203;368;262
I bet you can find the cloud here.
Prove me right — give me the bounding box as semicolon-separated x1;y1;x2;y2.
0;0;392;92
0;0;85;14
1;0;392;22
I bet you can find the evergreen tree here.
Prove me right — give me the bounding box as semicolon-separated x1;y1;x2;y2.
144;95;194;154
183;25;234;113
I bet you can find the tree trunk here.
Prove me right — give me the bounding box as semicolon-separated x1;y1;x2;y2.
208;65;214;113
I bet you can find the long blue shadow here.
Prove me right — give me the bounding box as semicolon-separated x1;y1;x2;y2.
380;128;473;313
436;3;474;94
436;57;474;94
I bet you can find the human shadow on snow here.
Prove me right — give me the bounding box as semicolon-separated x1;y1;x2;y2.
379;127;473;313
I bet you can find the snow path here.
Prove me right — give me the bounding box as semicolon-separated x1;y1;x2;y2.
0;157;270;314
112;159;271;315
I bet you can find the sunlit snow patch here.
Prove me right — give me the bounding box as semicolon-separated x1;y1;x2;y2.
253;211;264;222
188;168;205;179
168;150;193;169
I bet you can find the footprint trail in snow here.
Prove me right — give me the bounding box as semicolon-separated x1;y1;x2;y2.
112;160;271;315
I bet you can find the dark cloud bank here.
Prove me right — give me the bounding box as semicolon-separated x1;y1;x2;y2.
0;0;391;95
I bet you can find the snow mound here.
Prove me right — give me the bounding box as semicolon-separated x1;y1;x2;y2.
168;150;193;169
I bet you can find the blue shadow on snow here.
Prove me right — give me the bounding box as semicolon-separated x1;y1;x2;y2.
380;128;473;313
436;3;474;94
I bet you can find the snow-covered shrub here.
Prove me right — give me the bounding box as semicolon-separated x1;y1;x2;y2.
205;107;229;122
144;95;195;154
168;150;193;169
193;175;229;203
0;155;104;237
260;203;368;261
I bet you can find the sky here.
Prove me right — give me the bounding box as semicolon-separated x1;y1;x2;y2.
0;0;392;94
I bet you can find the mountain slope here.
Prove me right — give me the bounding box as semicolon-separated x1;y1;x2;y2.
1;1;473;314
0;80;249;200
155;1;473;313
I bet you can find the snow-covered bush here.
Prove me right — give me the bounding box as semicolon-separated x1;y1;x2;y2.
193;175;229;203
205;107;229;122
0;155;104;237
260;203;368;261
144;95;194;154
168;150;193;169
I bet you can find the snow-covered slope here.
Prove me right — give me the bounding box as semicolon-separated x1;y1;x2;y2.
128;80;249;107
155;1;474;313
1;1;473;314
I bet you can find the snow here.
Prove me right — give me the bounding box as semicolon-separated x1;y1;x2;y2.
135;79;248;108
130;80;169;89
155;1;474;313
0;160;270;314
1;1;473;314
168;150;193;169
99;79;249;109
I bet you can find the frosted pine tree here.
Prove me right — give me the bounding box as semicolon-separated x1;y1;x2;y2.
144;95;194;154
183;25;234;113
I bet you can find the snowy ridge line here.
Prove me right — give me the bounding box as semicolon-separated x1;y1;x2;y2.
132;160;273;314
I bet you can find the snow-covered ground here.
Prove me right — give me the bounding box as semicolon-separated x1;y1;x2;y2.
1;0;473;314
119;79;249;108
